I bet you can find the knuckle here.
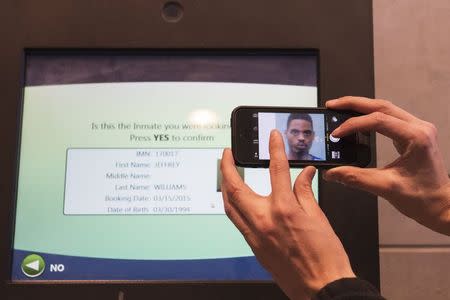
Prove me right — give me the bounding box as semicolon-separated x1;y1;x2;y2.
343;172;361;186
256;218;275;236
271;204;283;219
297;181;311;192
270;160;289;175
375;99;392;111
282;207;298;221
384;179;404;195
296;180;313;195
272;200;298;223
371;111;386;122
422;122;438;139
414;122;438;149
272;203;289;219
253;209;266;221
370;111;387;128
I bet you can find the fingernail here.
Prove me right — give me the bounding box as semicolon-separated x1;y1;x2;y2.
331;126;341;136
270;129;280;137
222;148;230;156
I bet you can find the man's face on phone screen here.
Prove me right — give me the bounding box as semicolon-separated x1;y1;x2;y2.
286;119;315;157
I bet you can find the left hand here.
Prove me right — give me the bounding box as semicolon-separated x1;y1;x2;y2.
220;130;355;300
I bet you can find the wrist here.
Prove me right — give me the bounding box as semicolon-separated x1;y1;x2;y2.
436;182;450;235
312;277;384;300
309;270;357;298
427;181;450;235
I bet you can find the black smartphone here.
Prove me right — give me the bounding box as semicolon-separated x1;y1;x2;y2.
231;106;371;168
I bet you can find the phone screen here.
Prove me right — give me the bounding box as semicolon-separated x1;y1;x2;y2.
233;108;362;166
258;112;327;160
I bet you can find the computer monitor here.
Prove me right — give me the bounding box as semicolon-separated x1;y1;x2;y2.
0;1;378;299
14;50;318;282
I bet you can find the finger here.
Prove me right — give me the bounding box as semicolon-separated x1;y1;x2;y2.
323;166;394;197
293;166;320;215
222;186;256;244
221;148;261;218
331;112;415;144
268;130;292;197
326;96;417;122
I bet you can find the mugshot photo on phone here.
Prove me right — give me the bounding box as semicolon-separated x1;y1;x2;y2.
258;112;326;161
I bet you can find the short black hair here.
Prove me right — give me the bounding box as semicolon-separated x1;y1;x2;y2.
286;113;314;129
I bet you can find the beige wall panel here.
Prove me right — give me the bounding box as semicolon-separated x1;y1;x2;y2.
380;249;450;300
373;0;450;170
374;0;450;298
373;0;450;244
378;198;450;245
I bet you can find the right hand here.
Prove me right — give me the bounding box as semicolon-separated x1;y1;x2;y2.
323;96;450;235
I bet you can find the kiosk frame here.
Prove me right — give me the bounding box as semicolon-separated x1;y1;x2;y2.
0;1;378;299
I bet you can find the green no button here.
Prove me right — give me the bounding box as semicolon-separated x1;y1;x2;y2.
21;254;45;277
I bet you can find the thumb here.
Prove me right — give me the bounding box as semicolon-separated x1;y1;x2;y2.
293;166;320;215
323;166;390;196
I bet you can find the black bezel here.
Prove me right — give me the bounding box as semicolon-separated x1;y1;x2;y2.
0;1;378;299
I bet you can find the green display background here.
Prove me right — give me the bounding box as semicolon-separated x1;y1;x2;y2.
15;82;318;259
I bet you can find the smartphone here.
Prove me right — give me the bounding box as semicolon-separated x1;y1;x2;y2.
231;106;371;168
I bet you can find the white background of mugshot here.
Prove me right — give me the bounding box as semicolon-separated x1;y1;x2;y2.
258;113;326;160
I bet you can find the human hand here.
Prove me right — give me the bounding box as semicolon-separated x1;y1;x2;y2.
220;130;355;300
324;97;450;235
